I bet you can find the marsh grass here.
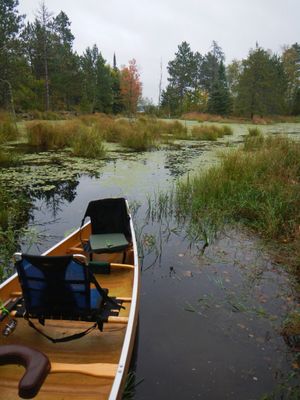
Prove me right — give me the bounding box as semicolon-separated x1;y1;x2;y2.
0;190;30;281
160;120;189;139
79;115;188;149
244;128;264;151
281;309;300;355
26;121;76;149
0;149;19;166
0;113;18;144
26;120;106;158
30;110;64;120
191;124;233;141
176;136;300;269
248;127;262;137
28;115;188;152
71;125;106;158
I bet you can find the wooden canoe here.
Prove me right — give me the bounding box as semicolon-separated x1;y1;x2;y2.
0;205;140;399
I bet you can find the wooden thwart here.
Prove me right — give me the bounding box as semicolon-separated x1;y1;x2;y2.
51;362;118;378
107;316;128;324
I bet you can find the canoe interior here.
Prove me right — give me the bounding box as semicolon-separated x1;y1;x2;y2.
0;223;139;399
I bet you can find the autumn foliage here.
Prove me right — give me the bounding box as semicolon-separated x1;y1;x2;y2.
120;59;142;114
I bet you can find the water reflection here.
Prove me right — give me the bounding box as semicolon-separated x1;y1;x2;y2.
133;198;299;400
32;180;79;217
1;122;300;399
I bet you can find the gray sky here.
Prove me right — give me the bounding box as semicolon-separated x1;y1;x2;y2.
18;0;300;103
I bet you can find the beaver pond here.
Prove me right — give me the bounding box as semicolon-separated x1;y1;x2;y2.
1;121;300;399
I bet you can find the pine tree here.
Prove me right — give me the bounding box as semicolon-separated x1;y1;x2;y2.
111;68;123;114
51;11;80;109
36;1;52;110
236;45;287;118
207;61;231;115
282;43;300;115
0;0;24;109
80;44;98;112
166;41;198;113
95;53;112;113
201;41;224;93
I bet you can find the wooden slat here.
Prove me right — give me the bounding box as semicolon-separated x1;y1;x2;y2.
110;263;134;270
116;297;131;302
107;316;128;324
67;247;84;253
10;292;22;297
51;362;118;378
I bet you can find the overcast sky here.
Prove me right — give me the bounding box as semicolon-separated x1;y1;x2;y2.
18;0;300;103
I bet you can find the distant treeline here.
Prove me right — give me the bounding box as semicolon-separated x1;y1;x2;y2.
0;1;142;114
1;1;299;118
161;41;300;118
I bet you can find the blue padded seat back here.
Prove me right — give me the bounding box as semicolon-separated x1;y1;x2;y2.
16;255;92;318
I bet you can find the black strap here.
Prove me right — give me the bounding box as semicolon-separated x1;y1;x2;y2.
79;218;85;250
25;316;98;343
86;265;125;310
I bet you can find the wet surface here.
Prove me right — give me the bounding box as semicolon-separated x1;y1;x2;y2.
1;122;300;399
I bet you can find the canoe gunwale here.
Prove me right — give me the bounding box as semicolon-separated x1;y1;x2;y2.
108;213;140;400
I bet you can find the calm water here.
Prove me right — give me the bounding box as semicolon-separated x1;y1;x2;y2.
4;122;300;399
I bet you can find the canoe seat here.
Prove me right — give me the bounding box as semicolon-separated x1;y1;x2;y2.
90;232;129;253
80;198;131;259
14;254;124;342
0;344;50;399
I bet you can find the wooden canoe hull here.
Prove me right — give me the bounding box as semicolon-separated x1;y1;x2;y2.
0;214;140;399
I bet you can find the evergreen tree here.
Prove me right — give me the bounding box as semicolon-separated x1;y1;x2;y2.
166;41;198;113
282;43;300;115
80;44;98;113
111;68;123;114
160;85;181;116
35;1;52;110
0;0;24;109
201;41;224;93
51;11;80;109
226;59;242;114
113;53;117;70
94;53;112;113
207;61;231;115
236;45;287;118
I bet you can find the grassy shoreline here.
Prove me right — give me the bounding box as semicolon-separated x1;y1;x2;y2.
175;134;300;274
